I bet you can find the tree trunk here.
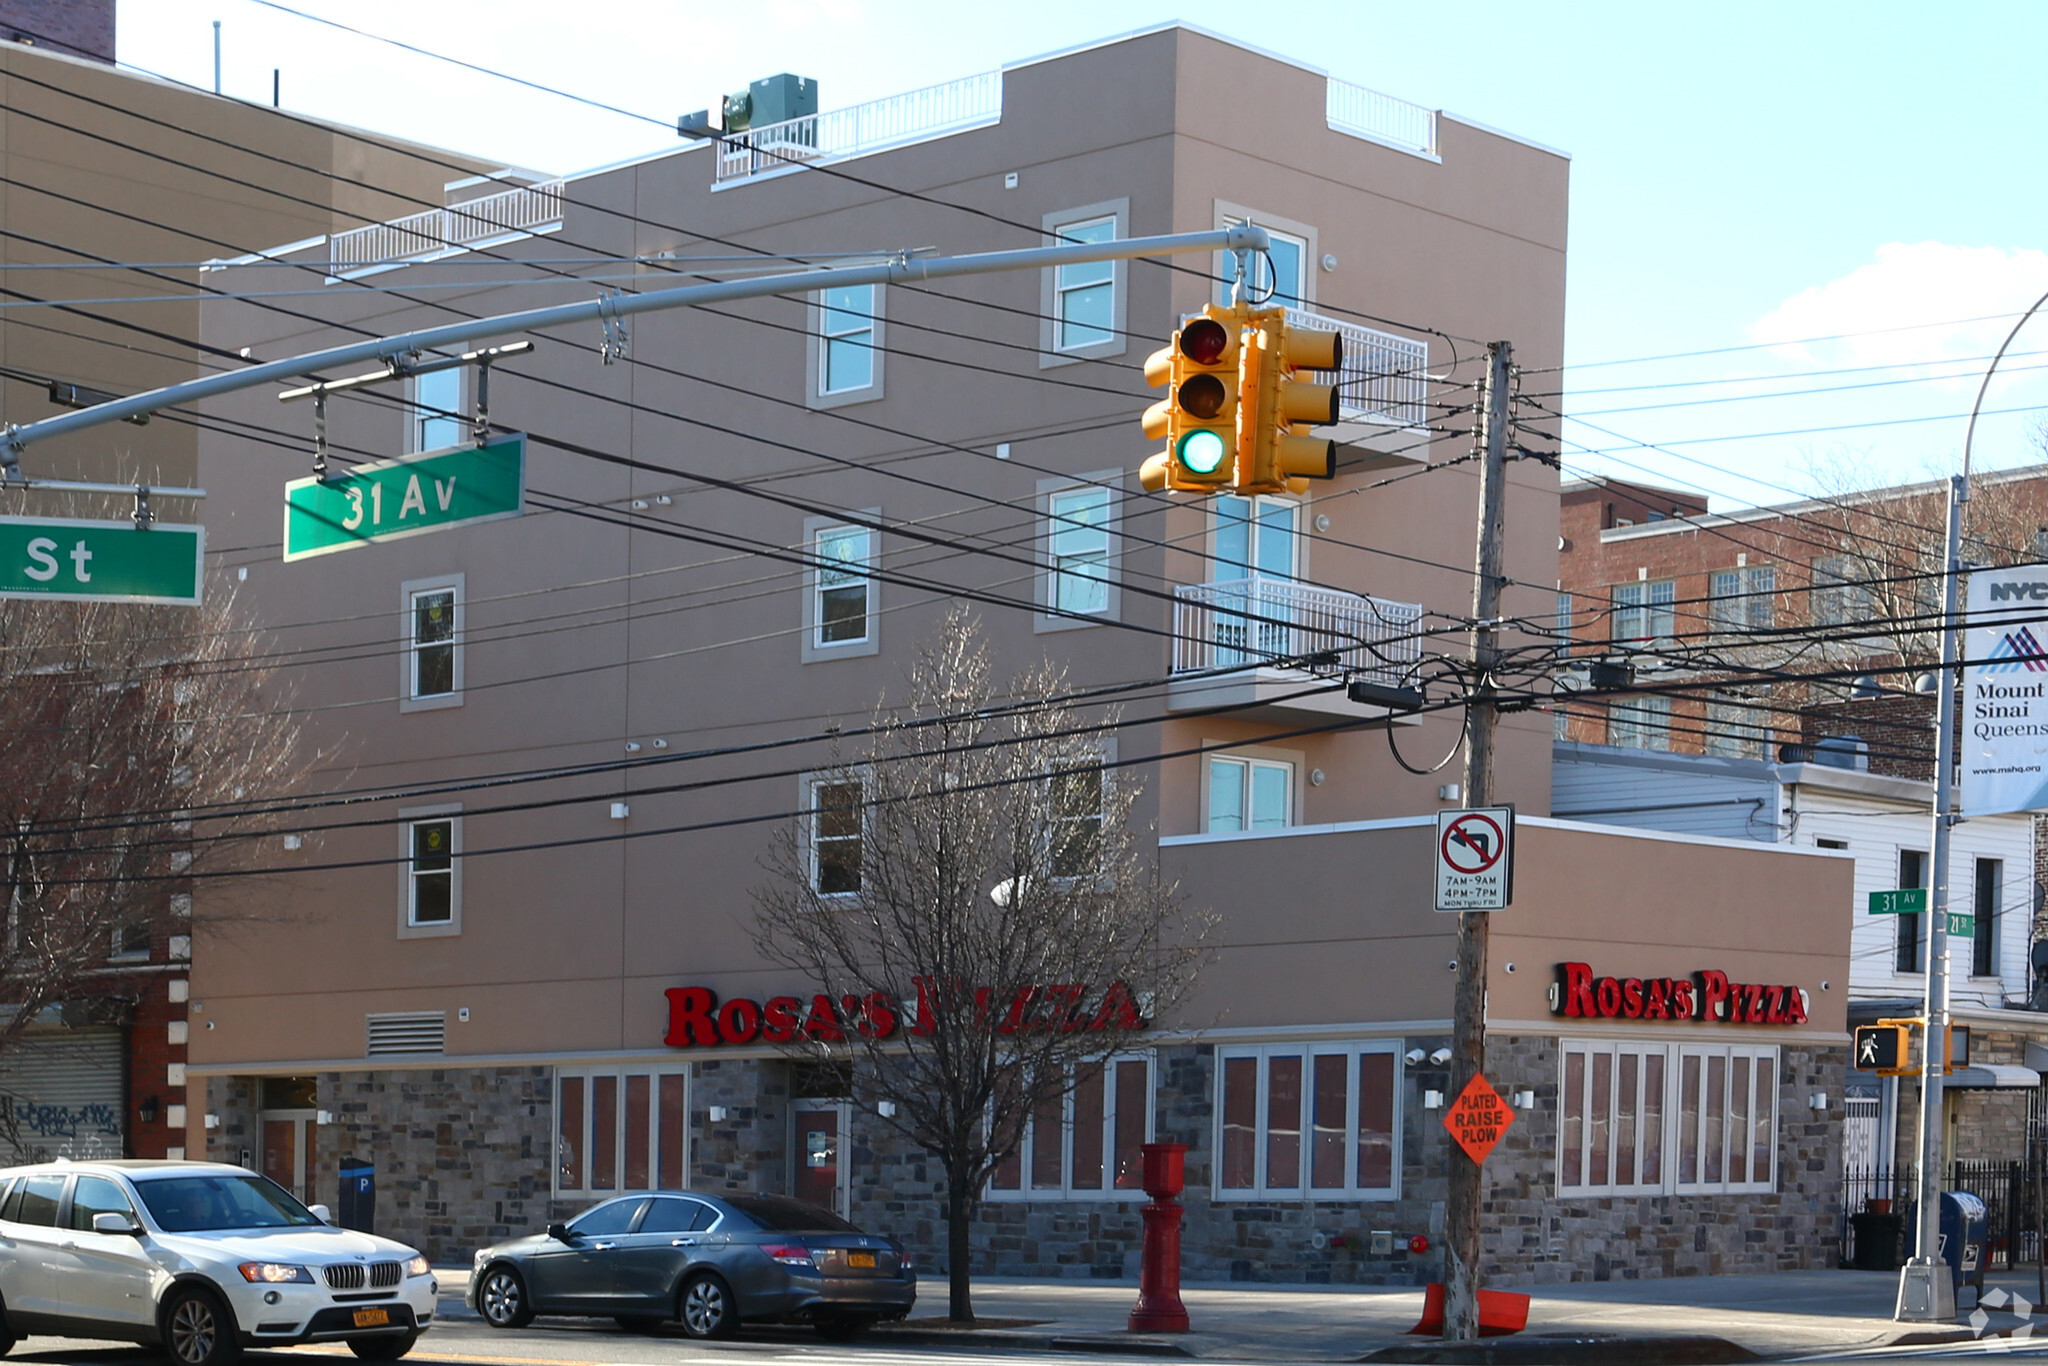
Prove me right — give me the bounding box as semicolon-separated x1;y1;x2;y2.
946;1173;975;1323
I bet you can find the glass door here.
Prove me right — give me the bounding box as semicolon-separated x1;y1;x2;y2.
1211;496;1299;665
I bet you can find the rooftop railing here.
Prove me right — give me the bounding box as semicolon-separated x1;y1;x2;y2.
715;71;1003;184
327;181;566;275
1172;575;1423;683
1325;78;1438;158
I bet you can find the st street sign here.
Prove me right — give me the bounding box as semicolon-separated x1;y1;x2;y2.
1435;806;1515;912
0;515;202;605
283;433;525;561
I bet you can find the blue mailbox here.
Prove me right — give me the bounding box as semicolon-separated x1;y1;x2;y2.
1940;1191;1987;1299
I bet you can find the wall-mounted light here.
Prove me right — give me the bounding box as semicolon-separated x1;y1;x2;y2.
1423;1090;1444;1109
1439;783;1461;802
1309;769;1326;787
707;1105;729;1123
1809;1092;1829;1112
203;1113;220;1130
877;1100;898;1118
1513;1090;1537;1110
610;802;630;820
624;741;642;753
315;1110;334;1125
1429;1047;1453;1066
137;1096;160;1126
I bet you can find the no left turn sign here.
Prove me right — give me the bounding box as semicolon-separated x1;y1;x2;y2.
1435;806;1515;912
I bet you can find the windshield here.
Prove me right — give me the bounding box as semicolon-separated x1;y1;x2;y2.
134;1175;321;1232
723;1194;859;1233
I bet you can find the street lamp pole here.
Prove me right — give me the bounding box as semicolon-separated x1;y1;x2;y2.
1896;284;2048;1322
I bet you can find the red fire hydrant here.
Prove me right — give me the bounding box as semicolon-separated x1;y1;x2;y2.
1128;1141;1190;1333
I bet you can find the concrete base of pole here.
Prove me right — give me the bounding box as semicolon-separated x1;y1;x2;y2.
1894;1258;1956;1322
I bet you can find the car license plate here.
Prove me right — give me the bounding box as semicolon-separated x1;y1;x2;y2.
352;1309;390;1328
847;1252;876;1268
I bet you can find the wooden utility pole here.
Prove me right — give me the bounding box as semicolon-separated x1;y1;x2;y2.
1444;339;1512;1341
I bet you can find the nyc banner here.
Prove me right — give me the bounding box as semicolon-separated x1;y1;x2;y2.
1961;567;2048;815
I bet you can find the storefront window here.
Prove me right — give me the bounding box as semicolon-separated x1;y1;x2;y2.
1562;1041;1773;1195
1213;1042;1400;1199
555;1067;691;1197
989;1054;1152;1200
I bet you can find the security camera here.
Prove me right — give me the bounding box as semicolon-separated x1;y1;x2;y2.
1403;1048;1426;1065
1429;1047;1453;1066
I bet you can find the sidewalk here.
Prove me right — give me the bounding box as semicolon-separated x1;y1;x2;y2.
436;1266;2042;1361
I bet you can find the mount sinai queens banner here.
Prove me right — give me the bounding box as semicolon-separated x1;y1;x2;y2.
1962;566;2048;815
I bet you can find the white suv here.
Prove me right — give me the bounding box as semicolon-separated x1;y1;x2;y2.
0;1159;437;1364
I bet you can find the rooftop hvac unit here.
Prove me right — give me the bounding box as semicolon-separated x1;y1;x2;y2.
722;73;817;132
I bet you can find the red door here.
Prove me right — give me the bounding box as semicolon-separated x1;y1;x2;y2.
793;1105;843;1214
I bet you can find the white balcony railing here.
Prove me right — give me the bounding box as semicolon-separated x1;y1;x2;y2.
1285;307;1431;429
715;71;1003;184
1172;576;1423;683
327;181;567;274
1325;78;1438;158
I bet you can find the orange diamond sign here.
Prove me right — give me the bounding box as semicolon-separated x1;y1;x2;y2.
1443;1072;1514;1164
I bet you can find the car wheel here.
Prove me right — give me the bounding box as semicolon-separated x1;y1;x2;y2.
163;1286;242;1366
614;1315;665;1333
815;1314;873;1341
677;1273;737;1340
476;1264;534;1329
346;1332;419;1361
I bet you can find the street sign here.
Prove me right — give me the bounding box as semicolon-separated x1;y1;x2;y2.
1868;888;1929;915
1948;912;1975;937
283;433;525;561
0;515;202;605
1442;1073;1514;1164
1435;806;1514;912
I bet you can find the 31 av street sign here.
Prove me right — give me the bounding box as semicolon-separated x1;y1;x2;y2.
1868;888;1929;915
283;433;525;561
0;515;202;605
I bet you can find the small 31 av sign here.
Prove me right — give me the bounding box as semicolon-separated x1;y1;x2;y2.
1868;888;1929;915
1435;806;1514;912
283;433;525;561
0;515;202;605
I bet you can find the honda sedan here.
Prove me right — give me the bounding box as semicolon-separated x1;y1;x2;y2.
468;1191;914;1340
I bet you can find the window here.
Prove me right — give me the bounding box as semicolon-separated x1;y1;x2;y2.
1554;592;1573;652
1606;695;1671;751
639;1196;718;1234
69;1175;133;1230
1611;579;1675;642
1047;486;1112;617
1048;765;1104;879
1052;217;1117;351
1213;495;1298;582
13;1175;61;1226
809;524;874;653
554;1067;690;1197
1974;857;2002;977
1673;1044;1778;1193
809;778;864;896
397;804;461;938
989;1055;1152;1200
1558;1041;1665;1193
814;283;879;399
1214;1042;1399;1199
1897;849;1926;974
1709;566;1775;632
1561;1041;1777;1195
409;364;463;454
1040;200;1127;364
110;922;151;961
1811;556;1876;628
1704;695;1768;760
1207;755;1293;833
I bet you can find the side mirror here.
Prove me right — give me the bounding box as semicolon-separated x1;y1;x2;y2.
92;1212;140;1236
547;1222;575;1243
308;1204;333;1225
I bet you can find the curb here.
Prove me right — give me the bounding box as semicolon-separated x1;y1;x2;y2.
1361;1334;1758;1366
870;1327;1194;1357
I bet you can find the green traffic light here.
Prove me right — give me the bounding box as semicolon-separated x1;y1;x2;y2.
1176;428;1227;475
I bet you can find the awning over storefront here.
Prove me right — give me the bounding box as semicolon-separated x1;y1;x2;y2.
1946;1064;2041;1090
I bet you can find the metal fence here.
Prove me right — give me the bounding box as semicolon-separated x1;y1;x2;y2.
715;71;1003;184
1171;575;1422;682
328;182;566;274
1843;1160;2048;1270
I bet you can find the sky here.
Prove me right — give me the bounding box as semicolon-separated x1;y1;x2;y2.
116;0;2048;513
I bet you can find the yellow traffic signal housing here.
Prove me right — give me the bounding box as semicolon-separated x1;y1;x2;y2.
1853;1024;1908;1075
1139;305;1246;493
1237;310;1344;496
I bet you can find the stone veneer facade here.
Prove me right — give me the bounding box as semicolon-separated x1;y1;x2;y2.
204;1035;1845;1281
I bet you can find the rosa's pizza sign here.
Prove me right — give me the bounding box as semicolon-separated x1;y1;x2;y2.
1550;962;1809;1025
663;977;1148;1048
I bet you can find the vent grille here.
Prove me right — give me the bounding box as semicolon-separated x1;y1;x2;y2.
365;1012;446;1057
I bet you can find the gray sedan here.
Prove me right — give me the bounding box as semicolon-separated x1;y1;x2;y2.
467;1192;915;1341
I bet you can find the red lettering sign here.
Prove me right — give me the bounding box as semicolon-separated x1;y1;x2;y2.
1551;963;1806;1027
662;981;1150;1049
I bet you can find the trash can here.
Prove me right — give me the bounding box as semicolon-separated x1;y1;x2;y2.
337;1159;374;1234
1940;1191;1987;1299
1850;1210;1907;1270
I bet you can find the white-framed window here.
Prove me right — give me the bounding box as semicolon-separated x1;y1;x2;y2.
1214;1041;1400;1200
1040;200;1128;364
808;775;864;896
1704;695;1768;760
816;283;878;398
1206;755;1293;833
1560;1040;1779;1196
803;518;878;660
1810;556;1877;628
554;1066;691;1197
1611;579;1675;642
109;922;151;962
408;364;463;454
1047;763;1104;880
988;1054;1153;1200
400;573;463;711
1216;204;1314;308
1212;495;1299;582
398;806;461;938
1606;695;1671;751
1709;566;1775;632
1555;591;1573;652
1052;217;1117;351
1047;485;1113;617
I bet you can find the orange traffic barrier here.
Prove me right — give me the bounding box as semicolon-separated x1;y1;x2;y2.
1407;1282;1532;1336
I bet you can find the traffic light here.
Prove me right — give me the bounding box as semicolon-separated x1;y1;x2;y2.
1853;1024;1907;1075
1139;304;1245;492
1238;311;1344;496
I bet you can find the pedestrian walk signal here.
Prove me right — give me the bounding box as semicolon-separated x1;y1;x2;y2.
1853;1024;1907;1075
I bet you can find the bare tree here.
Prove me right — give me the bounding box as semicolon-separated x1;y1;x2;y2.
752;610;1213;1323
0;585;300;1064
